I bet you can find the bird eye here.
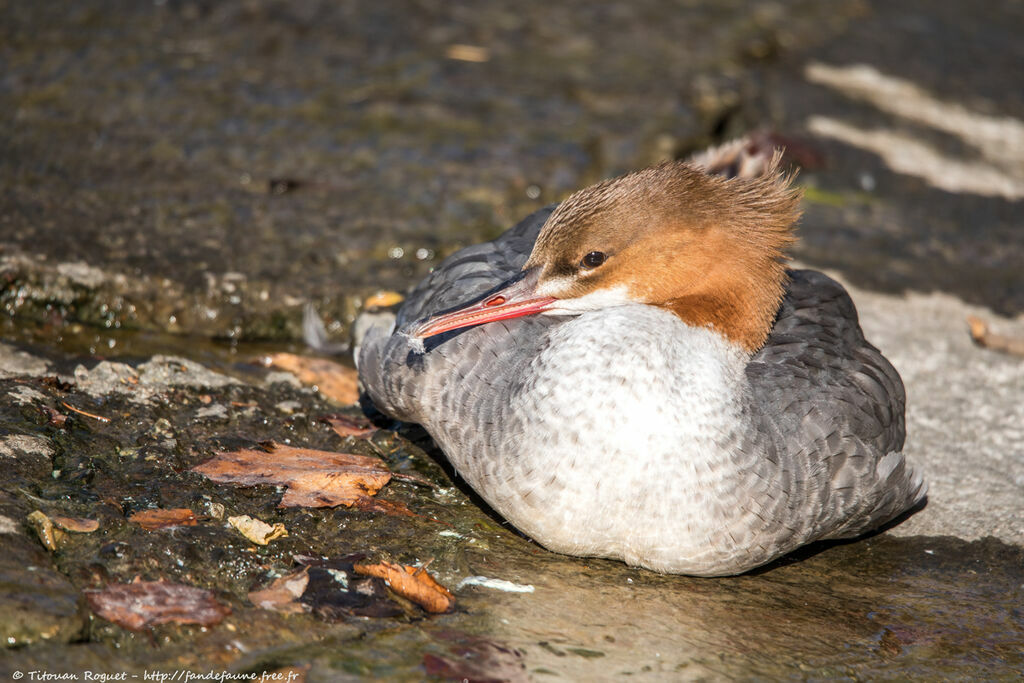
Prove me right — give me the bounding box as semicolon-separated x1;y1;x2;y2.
580;251;606;269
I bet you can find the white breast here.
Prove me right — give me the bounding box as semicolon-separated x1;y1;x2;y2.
434;304;760;573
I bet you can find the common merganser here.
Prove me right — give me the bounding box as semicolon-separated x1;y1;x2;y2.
355;140;927;576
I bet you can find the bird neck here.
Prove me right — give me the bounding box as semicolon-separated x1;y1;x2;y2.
662;261;787;353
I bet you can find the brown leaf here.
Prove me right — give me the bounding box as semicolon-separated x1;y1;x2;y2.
85;580;230;630
248;568;310;615
39;404;69;428
261;353;359;404
129;508;199;530
51;516;100;533
323;414;378;439
353;562;455;614
193;443;392;508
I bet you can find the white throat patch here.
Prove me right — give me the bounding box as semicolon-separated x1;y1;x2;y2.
537;281;636;315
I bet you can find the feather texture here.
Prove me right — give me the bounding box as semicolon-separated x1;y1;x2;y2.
357;148;926;575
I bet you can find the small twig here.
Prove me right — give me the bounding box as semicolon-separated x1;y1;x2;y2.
60;401;111;423
413;558;435;576
966;316;1024;357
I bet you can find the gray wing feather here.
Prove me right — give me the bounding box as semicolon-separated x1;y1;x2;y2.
747;270;925;540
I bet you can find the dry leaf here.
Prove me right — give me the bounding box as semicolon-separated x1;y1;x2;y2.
261;353;359;404
364;290;405;308
193;443;391;508
27;510;61;550
353;562;454;614
129;508;199;530
323;414;378;439
228;515;289;545
51;516;99;533
248;568;310;614
85;580;230;630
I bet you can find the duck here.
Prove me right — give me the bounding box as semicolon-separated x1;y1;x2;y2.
351;139;927;577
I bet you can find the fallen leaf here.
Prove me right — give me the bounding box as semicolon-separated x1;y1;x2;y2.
193;443;391;508
363;290;405;308
27;510;61;550
228;515;289;545
85;580;230;630
322;414;378;439
129;508;199;530
51;516;99;533
353;562;455;614
248;568;310;614
38;404;69;428
260;353;359;404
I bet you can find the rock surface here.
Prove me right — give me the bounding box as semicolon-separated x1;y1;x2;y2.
1;0;1022;679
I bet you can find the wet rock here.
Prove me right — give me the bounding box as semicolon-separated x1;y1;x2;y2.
65;354;239;404
0;342;52;379
0;250;318;343
195;403;230;420
136;356;240;392
0;434;55;483
0;497;86;647
9;384;50;406
70;361;141;397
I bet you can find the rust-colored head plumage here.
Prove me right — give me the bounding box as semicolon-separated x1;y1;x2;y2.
525;154;802;352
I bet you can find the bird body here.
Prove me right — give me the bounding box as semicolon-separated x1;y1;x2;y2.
356;143;926;576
